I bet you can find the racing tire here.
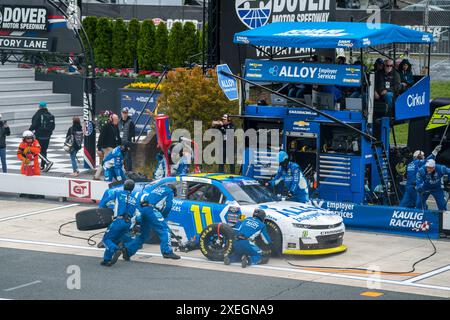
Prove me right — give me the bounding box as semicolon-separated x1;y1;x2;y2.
199;223;235;261
75;208;114;231
265;220;283;257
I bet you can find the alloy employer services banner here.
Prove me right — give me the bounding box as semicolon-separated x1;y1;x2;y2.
395;76;431;121
244;59;361;87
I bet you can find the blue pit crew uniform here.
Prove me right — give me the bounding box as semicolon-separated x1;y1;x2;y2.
228;217;271;266
400;153;436;208
269;161;309;203
124;185;175;257
416;163;450;211
103;146;127;182
171;154;190;176
99;188;139;263
154;152;167;180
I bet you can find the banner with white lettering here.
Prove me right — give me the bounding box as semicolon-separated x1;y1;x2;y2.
0;35;51;51
219;0;336;73
0;0;81;54
395;76;430;121
313;200;440;239
0;5;48;31
244;59;361;87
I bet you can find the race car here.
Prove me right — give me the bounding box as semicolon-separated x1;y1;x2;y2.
134;173;346;256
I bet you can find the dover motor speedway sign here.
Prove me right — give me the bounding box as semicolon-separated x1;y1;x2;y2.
244;59;361;86
0;5;48;31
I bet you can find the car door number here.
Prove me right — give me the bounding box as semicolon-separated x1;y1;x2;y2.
190;204;213;234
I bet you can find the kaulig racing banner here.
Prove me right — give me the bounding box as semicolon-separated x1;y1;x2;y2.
395;76;430;121
313;200;440;239
244;59;361;86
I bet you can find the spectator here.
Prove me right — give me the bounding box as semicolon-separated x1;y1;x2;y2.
118;107;136;172
94;113;121;180
337;55;347;65
373;58;384;73
29;101;54;171
17;130;41;176
395;58;402;71
399;59;414;91
374;59;401;112
212;114;235;174
66;117;84;176
0;114;10;173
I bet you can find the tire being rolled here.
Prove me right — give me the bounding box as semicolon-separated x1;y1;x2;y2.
199;223;235;261
76;208;114;231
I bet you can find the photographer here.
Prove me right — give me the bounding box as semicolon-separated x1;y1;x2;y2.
0;114;10;173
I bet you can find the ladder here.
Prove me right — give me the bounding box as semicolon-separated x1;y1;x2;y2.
371;141;400;205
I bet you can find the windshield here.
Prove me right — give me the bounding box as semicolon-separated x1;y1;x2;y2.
222;180;278;204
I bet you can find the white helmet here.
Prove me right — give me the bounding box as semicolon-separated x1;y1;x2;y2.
22;130;34;139
413;150;424;159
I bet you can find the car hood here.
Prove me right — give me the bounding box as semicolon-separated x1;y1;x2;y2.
241;201;343;226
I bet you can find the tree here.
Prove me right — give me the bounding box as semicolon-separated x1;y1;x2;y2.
94;17;112;68
137;19;156;70
154;22;169;69
158;67;239;134
125;18;140;68
81;16;97;64
112;18;128;68
182;22;199;66
167;22;184;67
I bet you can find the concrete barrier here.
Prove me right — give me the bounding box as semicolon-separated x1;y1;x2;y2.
0;173;108;201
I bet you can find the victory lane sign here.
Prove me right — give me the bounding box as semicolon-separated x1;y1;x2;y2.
0;35;51;51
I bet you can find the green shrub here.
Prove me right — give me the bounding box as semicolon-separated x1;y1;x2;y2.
154;22;169;69
137;19;157;70
125;18;140;68
94;17;112;68
167;22;184;67
183;22;199;65
112;18;128;68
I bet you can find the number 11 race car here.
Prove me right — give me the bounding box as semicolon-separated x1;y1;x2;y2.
137;173;346;258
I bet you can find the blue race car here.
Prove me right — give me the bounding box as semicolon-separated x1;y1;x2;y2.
130;173;346;256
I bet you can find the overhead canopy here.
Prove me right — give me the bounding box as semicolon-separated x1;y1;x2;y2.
233;22;434;49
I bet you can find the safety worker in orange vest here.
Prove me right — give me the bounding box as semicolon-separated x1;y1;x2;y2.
17;130;41;176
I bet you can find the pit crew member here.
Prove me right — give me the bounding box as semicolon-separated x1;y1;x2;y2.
224;209;271;268
416;159;450;211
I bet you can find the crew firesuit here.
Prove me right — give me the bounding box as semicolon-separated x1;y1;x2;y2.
123;185;178;259
99;181;139;265
17;131;41;176
226;210;271;267
400;146;440;208
103;145;127;182
416;159;450;211
269;151;309;203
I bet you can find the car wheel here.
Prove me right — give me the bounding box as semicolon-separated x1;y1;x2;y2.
265;220;283;257
199;223;235;261
75;208;113;231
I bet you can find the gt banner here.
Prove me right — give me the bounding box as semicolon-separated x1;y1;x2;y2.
395;76;431;121
426;104;450;131
313;200;440;239
244;59;361;86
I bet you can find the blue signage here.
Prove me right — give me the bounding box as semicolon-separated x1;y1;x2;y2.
119;89;159;133
217;64;239;101
244;59;362;87
395;76;430;121
313;200;440;239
